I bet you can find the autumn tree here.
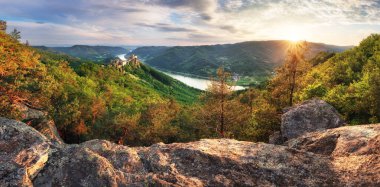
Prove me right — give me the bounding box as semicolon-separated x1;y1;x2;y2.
139;100;180;145
269;41;310;108
242;88;256;114
0;31;53;119
208;67;232;137
91;96;106;124
196;67;250;138
114;114;140;145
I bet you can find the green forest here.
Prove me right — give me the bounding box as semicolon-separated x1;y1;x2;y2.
133;41;349;86
1;20;380;146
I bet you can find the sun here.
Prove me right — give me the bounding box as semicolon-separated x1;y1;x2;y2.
287;33;302;42
281;26;307;42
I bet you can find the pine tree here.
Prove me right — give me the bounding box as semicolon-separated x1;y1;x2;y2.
10;28;21;40
196;67;235;137
269;41;310;108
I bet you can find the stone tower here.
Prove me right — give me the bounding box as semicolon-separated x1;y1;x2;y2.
0;20;6;32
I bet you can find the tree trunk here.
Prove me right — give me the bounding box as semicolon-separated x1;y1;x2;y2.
220;77;225;138
289;70;296;106
221;97;224;137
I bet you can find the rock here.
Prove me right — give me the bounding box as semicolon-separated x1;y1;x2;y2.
281;99;345;140
13;103;46;121
268;131;283;144
15;103;63;145
286;125;380;156
1;118;379;186
34;139;335;186
33;140;147;186
30;119;63;145
0;118;50;187
287;124;380;186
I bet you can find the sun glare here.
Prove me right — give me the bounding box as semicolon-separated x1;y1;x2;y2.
281;26;307;43
287;33;301;42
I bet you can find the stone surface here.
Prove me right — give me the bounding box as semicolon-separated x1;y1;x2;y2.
15;103;64;145
30;119;63;145
1;117;379;186
34;139;335;186
268;131;283;144
281;99;345;140
0;118;50;187
287;124;380;186
287;124;379;156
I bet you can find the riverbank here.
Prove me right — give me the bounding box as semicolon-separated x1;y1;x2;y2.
117;54;246;91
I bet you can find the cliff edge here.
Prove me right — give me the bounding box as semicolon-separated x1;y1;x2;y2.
1;99;379;186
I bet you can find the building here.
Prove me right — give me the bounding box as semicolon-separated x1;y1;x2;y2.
109;54;141;71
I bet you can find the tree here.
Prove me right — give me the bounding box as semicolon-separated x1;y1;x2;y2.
91;96;106;124
10;28;21;40
0;20;6;32
139;100;180;145
0;31;53;119
208;67;232;137
195;67;252;138
115;114;140;145
269;41;310;108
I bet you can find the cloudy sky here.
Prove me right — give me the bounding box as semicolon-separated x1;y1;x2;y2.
1;0;380;46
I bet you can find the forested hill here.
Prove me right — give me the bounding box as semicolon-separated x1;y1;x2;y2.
34;45;126;61
293;34;380;124
132;41;351;84
1;31;200;144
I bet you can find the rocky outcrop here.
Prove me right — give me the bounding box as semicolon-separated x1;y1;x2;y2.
0;118;50;187
287;124;379;156
29;119;63;145
33;139;336;186
287;124;380;186
1;117;379;186
15;103;63;145
281;99;345;140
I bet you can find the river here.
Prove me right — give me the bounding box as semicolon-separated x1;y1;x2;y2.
161;72;246;91
117;54;246;91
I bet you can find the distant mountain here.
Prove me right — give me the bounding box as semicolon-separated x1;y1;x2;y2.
34;45;127;62
132;41;351;85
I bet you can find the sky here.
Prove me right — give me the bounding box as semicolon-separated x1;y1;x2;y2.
1;0;380;46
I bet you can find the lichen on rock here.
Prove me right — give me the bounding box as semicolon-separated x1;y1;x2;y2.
281;99;345;140
0;102;379;186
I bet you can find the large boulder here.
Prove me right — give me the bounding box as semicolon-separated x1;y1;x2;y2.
0;118;50;187
287;124;380;186
281;99;345;140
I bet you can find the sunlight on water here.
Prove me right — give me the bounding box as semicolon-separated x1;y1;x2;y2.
163;72;246;91
117;54;127;60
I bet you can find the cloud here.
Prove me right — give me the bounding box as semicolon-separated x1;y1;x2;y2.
219;25;237;33
145;0;217;12
1;0;379;45
135;23;196;32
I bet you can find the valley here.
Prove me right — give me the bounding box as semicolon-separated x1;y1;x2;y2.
132;41;351;86
118;53;245;91
1;1;380;186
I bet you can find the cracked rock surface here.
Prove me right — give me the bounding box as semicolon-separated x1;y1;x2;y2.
1;117;379;186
